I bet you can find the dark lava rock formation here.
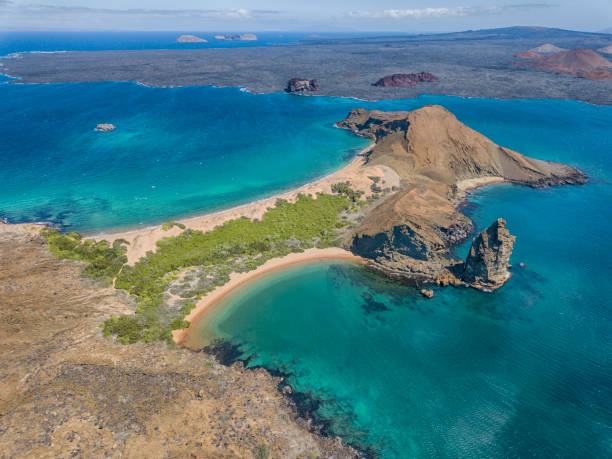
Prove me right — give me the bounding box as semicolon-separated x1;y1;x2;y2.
462;218;516;290
372;72;436;87
286;78;320;93
338;105;585;289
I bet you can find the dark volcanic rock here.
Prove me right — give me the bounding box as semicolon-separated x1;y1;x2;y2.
372;72;436;87
462;218;516;290
285;78;319;93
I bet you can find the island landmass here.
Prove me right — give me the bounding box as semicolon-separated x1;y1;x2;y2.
175;34;207;43
2;27;611;104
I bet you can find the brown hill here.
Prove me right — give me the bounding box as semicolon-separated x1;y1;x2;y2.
337;105;585;281
515;51;541;59
527;48;612;73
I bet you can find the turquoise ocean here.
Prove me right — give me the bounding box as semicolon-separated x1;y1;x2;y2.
1;79;611;457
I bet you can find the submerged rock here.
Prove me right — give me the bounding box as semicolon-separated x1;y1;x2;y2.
420;289;434;299
94;123;115;132
462;218;516;290
285;78;319;93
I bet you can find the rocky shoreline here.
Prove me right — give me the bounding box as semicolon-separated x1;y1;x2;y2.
0;223;361;458
336;105;586;290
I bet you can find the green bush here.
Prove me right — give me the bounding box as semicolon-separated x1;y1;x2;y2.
41;227;128;285
161;221;186;231
104;193;353;344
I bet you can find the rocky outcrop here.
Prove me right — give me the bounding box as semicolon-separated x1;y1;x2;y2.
95;123;115;132
338;105;585;284
285;78;319;93
175;34;207;43
372;72;436;87
461;218;516;290
420;289;434;299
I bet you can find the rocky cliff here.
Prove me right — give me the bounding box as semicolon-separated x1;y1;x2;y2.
338;105;585;287
372;72;436;87
461;218;516;290
286;78;320;93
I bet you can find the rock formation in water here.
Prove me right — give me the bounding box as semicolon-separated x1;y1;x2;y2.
95;123;115;132
461;218;516;290
337;105;585;286
285;78;320;93
175;34;207;43
372;72;437;87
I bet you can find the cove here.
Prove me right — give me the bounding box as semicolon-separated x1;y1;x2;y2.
184;97;612;457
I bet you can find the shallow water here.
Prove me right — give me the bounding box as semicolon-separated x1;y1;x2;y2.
2;84;607;234
186;98;612;457
0;83;369;233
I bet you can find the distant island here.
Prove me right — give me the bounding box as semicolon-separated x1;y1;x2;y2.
175;34;207;43
213;33;257;41
4;26;612;104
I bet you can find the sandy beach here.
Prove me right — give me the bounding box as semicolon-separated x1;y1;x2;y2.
97;143;401;265
173;247;365;346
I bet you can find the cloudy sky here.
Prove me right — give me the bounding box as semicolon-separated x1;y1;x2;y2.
1;0;610;32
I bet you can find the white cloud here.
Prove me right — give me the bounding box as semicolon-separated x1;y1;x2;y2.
350;7;468;19
349;4;555;19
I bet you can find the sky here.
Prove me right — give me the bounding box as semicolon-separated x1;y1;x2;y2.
1;0;611;33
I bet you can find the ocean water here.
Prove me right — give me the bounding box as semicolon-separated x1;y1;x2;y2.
0;83;371;233
185;99;612;457
2;81;606;234
0;31;393;57
0;31;309;56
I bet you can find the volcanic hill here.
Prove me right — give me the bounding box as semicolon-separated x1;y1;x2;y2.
337;105;585;283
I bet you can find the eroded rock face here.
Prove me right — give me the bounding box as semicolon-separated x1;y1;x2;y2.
337;105;585;281
462;218;516;290
285;78;319;93
372;72;436;87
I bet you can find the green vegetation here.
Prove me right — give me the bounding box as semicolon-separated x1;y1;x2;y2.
253;444;269;459
331;181;363;202
161;221;186;231
40;227;128;285
102;193;354;344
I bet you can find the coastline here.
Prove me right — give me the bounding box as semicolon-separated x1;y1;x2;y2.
174;247;366;347
97;143;403;265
